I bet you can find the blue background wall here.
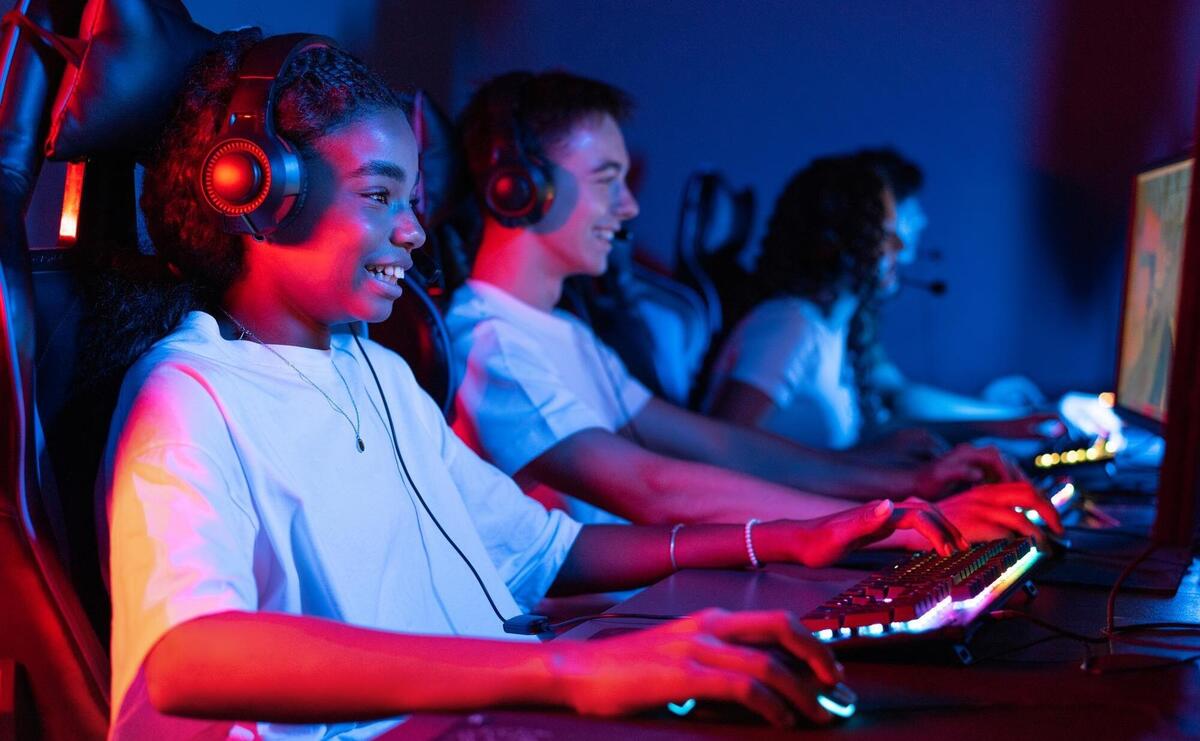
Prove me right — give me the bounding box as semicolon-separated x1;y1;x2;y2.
55;1;1200;399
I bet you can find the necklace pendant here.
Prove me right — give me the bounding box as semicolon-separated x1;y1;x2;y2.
357;437;365;453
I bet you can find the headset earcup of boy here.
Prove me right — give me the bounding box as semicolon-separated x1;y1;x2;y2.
481;80;555;228
199;34;335;240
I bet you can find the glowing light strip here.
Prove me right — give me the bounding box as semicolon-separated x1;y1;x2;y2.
817;694;856;718
666;698;697;716
1019;482;1075;524
952;547;1041;618
1035;443;1115;468
58;161;85;245
1050;483;1075;508
814;546;1041;641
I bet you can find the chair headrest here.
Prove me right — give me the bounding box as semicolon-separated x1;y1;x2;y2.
691;171;755;259
411;89;466;230
43;0;215;162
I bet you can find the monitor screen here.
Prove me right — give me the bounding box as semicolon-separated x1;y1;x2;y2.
1116;157;1192;426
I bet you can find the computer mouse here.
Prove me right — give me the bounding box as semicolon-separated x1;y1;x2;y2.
658;648;858;726
660;681;856;727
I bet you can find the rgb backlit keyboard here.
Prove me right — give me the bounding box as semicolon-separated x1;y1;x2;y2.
802;538;1042;645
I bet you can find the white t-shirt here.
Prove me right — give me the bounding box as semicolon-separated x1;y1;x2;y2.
446;280;653;525
707;297;863;450
101;311;581;740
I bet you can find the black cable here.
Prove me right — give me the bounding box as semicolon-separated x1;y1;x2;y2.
548;612;681;633
1103;541;1160;651
352;331;514;629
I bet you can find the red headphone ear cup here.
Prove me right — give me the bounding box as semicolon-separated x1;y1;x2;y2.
210;152;263;204
202;140;273;216
486;168;536;217
484;161;553;227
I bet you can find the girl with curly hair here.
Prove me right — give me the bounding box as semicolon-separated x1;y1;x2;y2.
707;153;1055;461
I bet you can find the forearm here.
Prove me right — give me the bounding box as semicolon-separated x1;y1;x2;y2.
633;455;852;524
146;611;564;720
526;430;850;527
667;422;912;501
891;383;1028;423
551;521;808;595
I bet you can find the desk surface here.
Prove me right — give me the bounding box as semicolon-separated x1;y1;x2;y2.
386;547;1200;740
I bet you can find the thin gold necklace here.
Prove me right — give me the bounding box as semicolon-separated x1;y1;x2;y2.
220;309;365;453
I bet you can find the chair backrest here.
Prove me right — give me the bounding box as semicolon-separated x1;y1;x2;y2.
560;238;712;407
626;265;711;406
1;2;111;737
673;170;758;333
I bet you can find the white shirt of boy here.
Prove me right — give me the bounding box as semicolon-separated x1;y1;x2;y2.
446;280;652;525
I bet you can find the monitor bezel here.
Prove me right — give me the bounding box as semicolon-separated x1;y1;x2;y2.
1113;151;1192;434
1152;124;1200;548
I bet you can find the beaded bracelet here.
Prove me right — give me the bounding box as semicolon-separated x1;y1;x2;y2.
744;518;762;569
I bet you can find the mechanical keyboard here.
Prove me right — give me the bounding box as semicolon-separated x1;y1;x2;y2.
801;537;1043;649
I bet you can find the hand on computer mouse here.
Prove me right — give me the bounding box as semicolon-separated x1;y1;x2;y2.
552;608;848;727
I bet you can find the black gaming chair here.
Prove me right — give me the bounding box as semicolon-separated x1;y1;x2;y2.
1;0;231;736
1;2;112;738
673;169;758;335
672;170;758;409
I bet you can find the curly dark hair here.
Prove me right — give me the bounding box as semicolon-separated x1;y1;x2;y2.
856;147;923;202
755;155;888;307
752;155;892;429
459;70;634;203
88;28;406;379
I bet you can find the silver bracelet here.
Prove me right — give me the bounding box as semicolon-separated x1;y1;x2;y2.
744;518;762;569
669;523;685;571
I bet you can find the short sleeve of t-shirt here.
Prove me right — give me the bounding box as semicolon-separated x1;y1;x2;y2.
453;316;650;476
105;361;260;711
725;300;820;407
392;353;582;612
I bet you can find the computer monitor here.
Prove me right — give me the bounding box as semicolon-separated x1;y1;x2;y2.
1152;142;1200;549
1115;155;1190;431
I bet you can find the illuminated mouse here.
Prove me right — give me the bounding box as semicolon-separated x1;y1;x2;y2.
662;648;858;726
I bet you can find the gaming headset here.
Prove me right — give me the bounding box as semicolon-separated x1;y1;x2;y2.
199;34;335;240
478;73;556;227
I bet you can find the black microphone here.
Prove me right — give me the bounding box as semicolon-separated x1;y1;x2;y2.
901;276;948;296
409;247;443;286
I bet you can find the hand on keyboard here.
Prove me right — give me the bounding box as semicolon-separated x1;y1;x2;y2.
912;443;1022;500
760;498;969;566
923;482;1064;546
557;607;846;727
